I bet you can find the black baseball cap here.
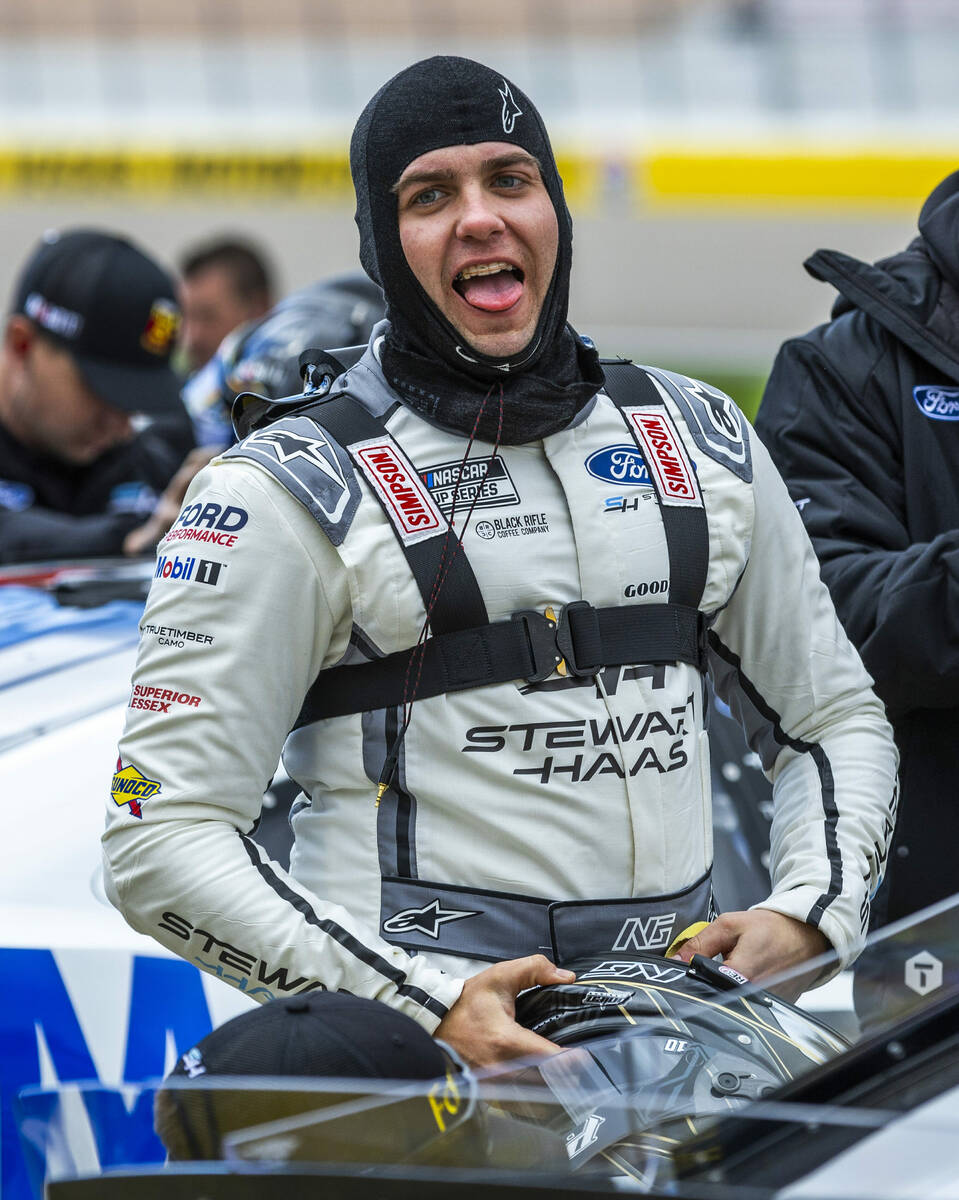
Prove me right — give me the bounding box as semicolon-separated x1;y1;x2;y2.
154;992;465;1160
11;228;182;416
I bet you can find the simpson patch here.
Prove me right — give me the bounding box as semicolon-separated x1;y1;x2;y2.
623;408;702;508
352;437;445;545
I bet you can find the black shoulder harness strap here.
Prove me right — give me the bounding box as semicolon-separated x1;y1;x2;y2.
601;360;710;611
304;392;488;636
294;364;710;727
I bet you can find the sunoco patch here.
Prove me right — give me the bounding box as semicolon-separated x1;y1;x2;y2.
111;760;161;819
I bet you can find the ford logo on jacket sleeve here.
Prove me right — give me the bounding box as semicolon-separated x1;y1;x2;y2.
914;385;959;421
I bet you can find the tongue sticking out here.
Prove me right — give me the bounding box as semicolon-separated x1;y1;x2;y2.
459;270;523;312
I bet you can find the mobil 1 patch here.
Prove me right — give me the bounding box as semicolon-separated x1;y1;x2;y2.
420;454;520;514
652;368;753;483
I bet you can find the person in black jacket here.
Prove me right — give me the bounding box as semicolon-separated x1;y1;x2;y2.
0;228;198;565
755;170;959;1009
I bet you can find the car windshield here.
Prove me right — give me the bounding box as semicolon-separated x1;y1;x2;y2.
4;569;957;1198
16;896;959;1198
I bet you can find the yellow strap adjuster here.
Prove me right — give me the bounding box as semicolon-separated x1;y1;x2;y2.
665;920;712;959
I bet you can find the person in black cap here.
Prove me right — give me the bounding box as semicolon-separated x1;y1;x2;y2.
153;992;468;1162
105;57;896;1071
153;991;571;1169
0;228;201;564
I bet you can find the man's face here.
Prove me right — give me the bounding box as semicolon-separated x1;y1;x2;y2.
1;320;132;465
395;142;559;360
179;266;266;373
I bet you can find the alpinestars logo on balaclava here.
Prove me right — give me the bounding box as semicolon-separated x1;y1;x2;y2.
499;80;523;134
349;55;603;443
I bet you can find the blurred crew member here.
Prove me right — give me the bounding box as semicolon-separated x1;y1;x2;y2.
105;58;898;1069
0;229;196;564
181;273;384;448
756;170;959;1014
178;237;274;374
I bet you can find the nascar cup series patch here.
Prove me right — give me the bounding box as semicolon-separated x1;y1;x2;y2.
420;454;520;513
111;758;161;819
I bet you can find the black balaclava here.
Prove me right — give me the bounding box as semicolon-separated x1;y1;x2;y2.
350;55;604;444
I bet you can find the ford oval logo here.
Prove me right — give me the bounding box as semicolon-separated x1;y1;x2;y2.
914;385;959;421
585;445;652;486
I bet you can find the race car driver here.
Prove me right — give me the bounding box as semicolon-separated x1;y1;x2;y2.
103;57;898;1069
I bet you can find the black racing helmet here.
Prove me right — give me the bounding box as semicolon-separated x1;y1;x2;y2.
511;952;848;1177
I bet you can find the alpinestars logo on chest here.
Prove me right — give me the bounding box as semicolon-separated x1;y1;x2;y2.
498;80;522;133
383;898;480;939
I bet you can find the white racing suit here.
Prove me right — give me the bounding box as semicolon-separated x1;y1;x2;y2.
102;336;898;1031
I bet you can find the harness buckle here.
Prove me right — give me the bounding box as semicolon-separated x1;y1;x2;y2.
556;601;603;677
513;602;604;682
512;609;564;683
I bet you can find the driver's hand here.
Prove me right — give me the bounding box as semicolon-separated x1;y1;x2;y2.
123;446;221;556
435;954;575;1069
673;909;830;1001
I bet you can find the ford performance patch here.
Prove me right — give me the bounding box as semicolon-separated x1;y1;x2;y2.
623;408;702;508
353;437;444;545
914;385;959;421
163;501;248;549
225;415;361;546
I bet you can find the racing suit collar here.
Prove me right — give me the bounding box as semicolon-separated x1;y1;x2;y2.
360;321;602;444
